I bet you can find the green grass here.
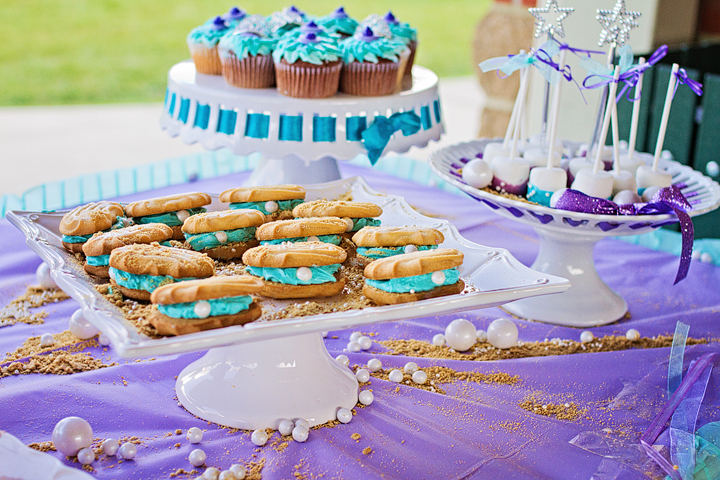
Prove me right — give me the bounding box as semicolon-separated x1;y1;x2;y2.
0;0;490;106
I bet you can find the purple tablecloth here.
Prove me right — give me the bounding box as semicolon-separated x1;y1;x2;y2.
1;164;719;479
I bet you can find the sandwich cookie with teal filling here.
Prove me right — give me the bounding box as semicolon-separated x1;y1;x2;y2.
124;192;212;241
149;275;263;336
363;248;464;305
242;241;347;299
108;243;215;301
59;201;127;254
255;217;349;247
352;225;444;266
292;200;383;237
182;208;265;260
220;184;306;221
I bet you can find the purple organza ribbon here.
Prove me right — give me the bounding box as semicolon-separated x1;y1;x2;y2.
555;41;605;58
674;68;704;98
554;186;694;284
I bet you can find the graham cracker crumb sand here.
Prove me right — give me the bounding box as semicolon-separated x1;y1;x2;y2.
28;441;56;452
480;186;537;205
0;286;70;328
351;433;361;442
519;396;586;421
245;458;266;480
95;284;159;338
1;348;114;378
370;365;519;395
362;447;372;455
169;468;198;478
4;331;96;362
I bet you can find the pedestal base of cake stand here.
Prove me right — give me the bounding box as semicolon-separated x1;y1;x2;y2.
245;155;342;186
176;332;358;430
503;227;627;327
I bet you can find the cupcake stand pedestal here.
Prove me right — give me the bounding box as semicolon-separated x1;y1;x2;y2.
160;61;445;185
430;139;720;327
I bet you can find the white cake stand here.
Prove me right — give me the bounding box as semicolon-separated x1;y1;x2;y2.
160;61;444;185
429;139;720;327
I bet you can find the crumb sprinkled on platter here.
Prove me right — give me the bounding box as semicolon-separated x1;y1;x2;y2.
0;286;70;328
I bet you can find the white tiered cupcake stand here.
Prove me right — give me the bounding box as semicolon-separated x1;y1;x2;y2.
430;139;720;327
160;61;445;185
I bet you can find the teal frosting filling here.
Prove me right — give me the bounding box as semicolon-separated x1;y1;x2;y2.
62;216;126;243
357;244;437;260
245;264;340;285
184;227;257;251
261;234;341;246
389;22;417;43
229;200;303;215
350;217;381;232
187;24;231;48
317;16;358;35
134;207;206;227
272;36;341;65
110;267;197;293
218;33;277;61
87;255;110;266
158;296;252;319
366;268;459;293
340;36;406;64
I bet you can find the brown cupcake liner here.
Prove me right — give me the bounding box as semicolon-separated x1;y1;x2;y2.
221;54;276;89
274;60;342;98
188;44;223;75
340;60;400;96
405;40;418;79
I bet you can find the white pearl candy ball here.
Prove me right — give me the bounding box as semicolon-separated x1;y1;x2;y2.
462;158;494;189
69;309;99;340
194;301;212;319
432;334;446;347
403;362;418;375
701;252;713;263
388;369;403;383
444;319;477;352
358;390;374;406
264;201;279;213
549;188;568;208
349;332;362;342
403;245;418;254
176;210;190;222
278;419;294;436
296;267;313;282
367;358;382;372
98;334;111;346
342;217;354;232
40;333;55;348
215;231;228;244
347;341;361;353
357;336;372;350
476;330;487;342
229;464;247;479
487;318;518;349
218;471;236;480
203;468;220;480
336;355;350;366
431;271;446;285
641;185;661;202
356;368;370;383
613;190;642;205
295;419;310;430
292;425;309;443
412;370;428;385
336;408;352;424
36;262;58;289
251;429;268;446
77;447;95;465
580;331;594;343
306;235;320;243
51;416;93;456
102;438;119;456
188;448;206;466
186;427;203;444
626;329;641;341
118;442;137;460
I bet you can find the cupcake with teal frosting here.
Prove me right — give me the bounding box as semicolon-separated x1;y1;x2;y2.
218;15;278;88
268;6;306;38
272;26;342;98
339;26;407;96
221;6;247;26
187;16;231;75
316;7;359;38
277;20;337;42
383;12;418;78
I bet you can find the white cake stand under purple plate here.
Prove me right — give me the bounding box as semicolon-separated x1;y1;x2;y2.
7;176;569;430
429;139;720;327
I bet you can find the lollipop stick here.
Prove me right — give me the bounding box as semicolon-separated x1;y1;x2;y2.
652;63;680;171
593;66;621;174
509;67;531;160
546;49;567;169
627;57;646;161
611;96;621;174
502;49;527;150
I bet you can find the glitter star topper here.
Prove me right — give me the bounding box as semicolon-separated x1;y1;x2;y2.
596;0;641;47
529;0;575;39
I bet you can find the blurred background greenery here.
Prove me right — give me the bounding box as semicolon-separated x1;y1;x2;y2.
0;0;491;106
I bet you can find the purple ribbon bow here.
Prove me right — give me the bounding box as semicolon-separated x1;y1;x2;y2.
555;186;694;284
674;68;704;98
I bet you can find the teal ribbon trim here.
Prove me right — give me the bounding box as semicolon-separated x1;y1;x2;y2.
313;116;336;142
168;93;176;116
361;111;421;165
279;115;303;141
245;113;270;139
217;109;237;134
179;98;190;124
433;100;441;123
194;103;210;129
346;116;367;141
420;106;431;130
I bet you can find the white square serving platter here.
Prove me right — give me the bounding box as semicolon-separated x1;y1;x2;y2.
7;176;570;358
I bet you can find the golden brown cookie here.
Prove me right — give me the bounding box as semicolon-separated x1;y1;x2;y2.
292;200;382;219
242;242;347;268
255;217;348;241
182;209;265;234
364;248;463;280
362;280;465;305
124;192;211;217
149;302;262;336
198;241;259;261
352;226;444;247
59;201;126;253
151;275;264;305
219;185;306;203
260;276;346;299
